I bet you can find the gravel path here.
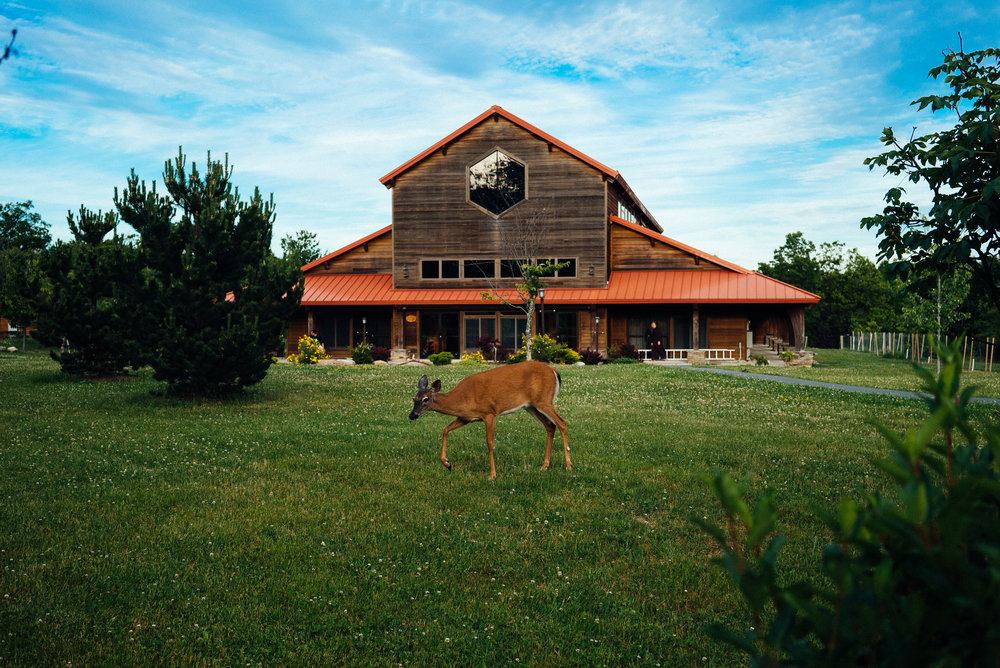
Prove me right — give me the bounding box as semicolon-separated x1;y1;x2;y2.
677;365;1000;406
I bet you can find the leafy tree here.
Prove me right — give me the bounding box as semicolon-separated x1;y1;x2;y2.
758;233;899;346
862;46;1000;320
898;267;970;336
0;201;51;346
757;232;821;296
697;338;1000;666
33;207;147;376
1;200;51;252
280;229;323;268
114;150;303;396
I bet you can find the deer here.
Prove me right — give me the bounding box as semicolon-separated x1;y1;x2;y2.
409;360;571;480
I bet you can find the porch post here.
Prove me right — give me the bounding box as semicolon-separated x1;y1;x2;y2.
691;304;700;349
789;306;805;350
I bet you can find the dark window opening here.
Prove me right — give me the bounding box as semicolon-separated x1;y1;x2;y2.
421;260;439;279
469;150;526;215
441;260;460;279
464;259;495;279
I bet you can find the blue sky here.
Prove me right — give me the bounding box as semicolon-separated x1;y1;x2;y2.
2;0;998;268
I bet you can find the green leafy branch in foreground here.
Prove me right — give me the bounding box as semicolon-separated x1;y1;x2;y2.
696;337;1000;666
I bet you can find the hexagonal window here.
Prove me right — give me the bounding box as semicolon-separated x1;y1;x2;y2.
469;150;525;215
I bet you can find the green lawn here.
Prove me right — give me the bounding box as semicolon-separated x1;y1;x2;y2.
1;353;992;664
734;347;1000;399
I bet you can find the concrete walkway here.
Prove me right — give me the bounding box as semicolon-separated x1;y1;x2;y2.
675;365;1000;406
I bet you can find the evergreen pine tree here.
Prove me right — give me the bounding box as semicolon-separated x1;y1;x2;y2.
114;150;303;396
34;207;146;376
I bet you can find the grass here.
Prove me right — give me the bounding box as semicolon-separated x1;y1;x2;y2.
735;347;1000;399
2;351;995;665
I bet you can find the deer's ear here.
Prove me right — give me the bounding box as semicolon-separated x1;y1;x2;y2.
418;374;428;390
431;379;442;392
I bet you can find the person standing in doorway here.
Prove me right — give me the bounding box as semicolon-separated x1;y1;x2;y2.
646;321;665;360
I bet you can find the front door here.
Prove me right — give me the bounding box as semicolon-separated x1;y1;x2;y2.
420;312;460;358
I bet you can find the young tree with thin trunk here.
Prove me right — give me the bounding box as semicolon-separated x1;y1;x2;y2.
479;200;566;360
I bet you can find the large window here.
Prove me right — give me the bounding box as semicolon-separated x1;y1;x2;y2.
464;314;496;349
464;259;495;279
421;259;460;279
551;311;578;350
500;316;527;350
469;150;525;215
317;315;351;349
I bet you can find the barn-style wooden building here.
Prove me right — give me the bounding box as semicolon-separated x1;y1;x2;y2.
287;106;819;360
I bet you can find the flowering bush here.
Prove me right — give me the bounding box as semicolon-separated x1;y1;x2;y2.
292;334;322;365
458;350;487;365
506;347;527;364
551;346;582;364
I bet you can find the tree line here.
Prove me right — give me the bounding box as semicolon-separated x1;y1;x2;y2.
760;44;999;349
0;150;323;396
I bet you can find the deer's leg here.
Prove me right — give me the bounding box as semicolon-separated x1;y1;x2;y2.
483;414;497;480
536;403;571;471
440;418;468;472
527;406;556;470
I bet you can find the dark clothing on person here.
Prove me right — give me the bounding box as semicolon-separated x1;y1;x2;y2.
646;325;665;360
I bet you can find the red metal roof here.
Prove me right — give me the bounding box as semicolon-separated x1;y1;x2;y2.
301;271;819;307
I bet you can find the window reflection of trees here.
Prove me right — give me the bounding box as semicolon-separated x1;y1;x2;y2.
469;150;525;215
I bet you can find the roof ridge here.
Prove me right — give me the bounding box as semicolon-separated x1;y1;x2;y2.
379;105;619;186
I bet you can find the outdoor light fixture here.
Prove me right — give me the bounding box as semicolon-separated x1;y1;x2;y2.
403;264;409;278
589;263;595;275
362;316;367;343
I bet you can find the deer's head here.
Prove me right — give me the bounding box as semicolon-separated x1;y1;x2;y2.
409;374;442;420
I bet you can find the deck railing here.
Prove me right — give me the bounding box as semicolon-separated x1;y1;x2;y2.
637;348;739;362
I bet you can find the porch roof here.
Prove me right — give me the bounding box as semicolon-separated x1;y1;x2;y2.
300;270;820;307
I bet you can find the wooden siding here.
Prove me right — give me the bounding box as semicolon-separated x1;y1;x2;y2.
391;115;609;290
706;315;747;352
286;311;309;355
308;233;393;275
610;224;731;271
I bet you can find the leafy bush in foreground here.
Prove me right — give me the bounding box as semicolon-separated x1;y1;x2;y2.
697;338;1000;666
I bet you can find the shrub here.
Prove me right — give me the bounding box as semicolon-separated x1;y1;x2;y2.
350;341;374;365
751;352;769;366
611;355;639;364
457;351;487;365
428;351;453;366
550;346;581;365
779;350;795;363
372;346;391;362
577;348;605;365
528;333;558;362
294;334;323;365
608;342;639;361
472;336;510;362
506;348;527;364
696;338;1000;666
